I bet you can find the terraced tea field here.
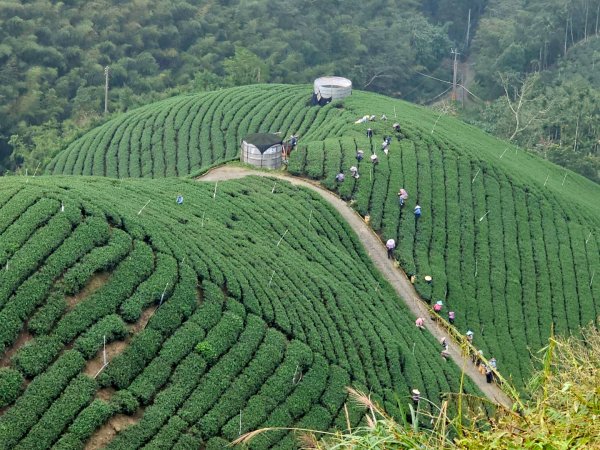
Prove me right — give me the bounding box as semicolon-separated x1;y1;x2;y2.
0;176;477;449
47;85;350;179
51;84;600;390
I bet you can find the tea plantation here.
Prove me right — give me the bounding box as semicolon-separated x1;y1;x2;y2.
0;175;478;449
50;84;600;390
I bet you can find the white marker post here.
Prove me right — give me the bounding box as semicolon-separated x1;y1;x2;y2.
431;111;443;134
271;182;277;193
159;283;169;307
474;259;478;278
591;271;595;288
499;148;508;159
103;335;107;366
213;182;218;199
544;173;550;187
472;168;480;184
138;200;151;215
268;270;275;287
585;231;592;244
201;212;205;228
277;229;288;247
308;209;313;225
562;171;567;186
479;211;490;222
239;410;242;436
32;162;41;178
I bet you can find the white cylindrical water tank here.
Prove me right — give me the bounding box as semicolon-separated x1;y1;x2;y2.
240;133;283;169
313;76;352;101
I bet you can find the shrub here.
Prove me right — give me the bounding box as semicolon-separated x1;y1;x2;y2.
0;368;23;408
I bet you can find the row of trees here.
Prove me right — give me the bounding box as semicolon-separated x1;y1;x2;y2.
465;0;600;181
0;0;459;173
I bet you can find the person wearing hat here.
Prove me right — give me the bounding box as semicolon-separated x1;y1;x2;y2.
433;300;443;313
440;336;448;350
466;330;474;344
485;364;494;383
411;389;421;407
415;317;425;330
414;204;422;219
356;150;364;161
398;188;408;207
386;238;396;259
448;310;455;325
176;194;184;205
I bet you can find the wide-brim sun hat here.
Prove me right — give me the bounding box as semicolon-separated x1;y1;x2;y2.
412;389;420;395
466;330;474;336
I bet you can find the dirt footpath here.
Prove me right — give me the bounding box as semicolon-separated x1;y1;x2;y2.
198;166;513;408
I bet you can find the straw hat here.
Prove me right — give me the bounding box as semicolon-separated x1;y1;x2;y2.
466;330;474;336
412;389;420;395
424;275;432;282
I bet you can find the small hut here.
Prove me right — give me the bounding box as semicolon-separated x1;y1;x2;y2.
240;133;284;169
312;76;352;105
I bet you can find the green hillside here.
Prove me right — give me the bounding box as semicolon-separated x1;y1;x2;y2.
50;84;600;389
0;175;476;449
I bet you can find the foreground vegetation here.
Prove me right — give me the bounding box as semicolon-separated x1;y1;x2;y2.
0;175;475;448
257;325;600;449
52;84;600;390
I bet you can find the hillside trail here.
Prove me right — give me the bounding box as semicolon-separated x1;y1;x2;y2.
198;166;513;409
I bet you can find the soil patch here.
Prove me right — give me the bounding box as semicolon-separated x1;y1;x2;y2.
66;272;111;309
84;341;129;378
130;305;156;334
96;387;115;402
85;407;145;450
0;329;33;368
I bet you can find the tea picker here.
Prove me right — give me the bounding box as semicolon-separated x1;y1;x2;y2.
398;188;408;206
386;238;396;259
411;389;421;407
414;204;422;219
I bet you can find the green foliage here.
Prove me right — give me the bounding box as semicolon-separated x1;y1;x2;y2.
0;368;23;408
0;0;454;173
0;172;480;448
1;79;599;449
194;341;217;363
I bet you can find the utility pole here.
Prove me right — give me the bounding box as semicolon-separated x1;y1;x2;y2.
451;48;460;101
104;66;110;114
465;8;471;49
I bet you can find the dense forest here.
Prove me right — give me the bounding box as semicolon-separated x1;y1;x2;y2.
1;0;598;182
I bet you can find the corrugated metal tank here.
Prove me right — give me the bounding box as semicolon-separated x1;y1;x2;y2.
240;141;283;169
314;76;352;100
